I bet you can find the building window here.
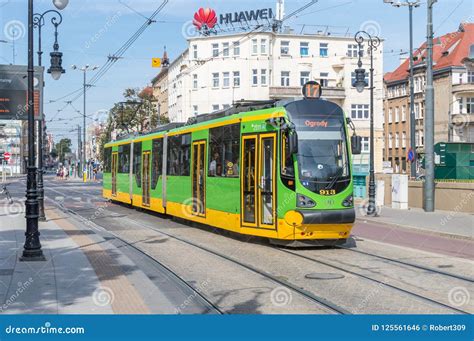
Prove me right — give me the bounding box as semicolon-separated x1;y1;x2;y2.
351;104;369;120
208;124;240;177
361;137;370;153
300;42;309;56
281;71;290;86
388;108;392;123
222;42;229;57
212;104;219;111
402;132;406;148
167;134;191;176
212;43;219;57
233;71;240;87
401;105;406;122
300;71;310;86
459;98;464;114
223;104;231;109
280;41;290;55
394;107;399;122
261;39;267;54
347;44;358;57
233;41;240;56
261;69;267;86
192;44;198;59
252;39;258;55
420;130;424;146
320;72;329;87
388;133;393;149
192;74;198;89
319;43;328;57
414;103;420;119
467;97;474;114
459;73;464;84
212;73;219;88
223;72;230;88
395;132;400;148
252;69;258;86
468;71;474;83
193;105;199;116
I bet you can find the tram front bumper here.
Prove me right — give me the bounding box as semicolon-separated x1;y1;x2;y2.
296;208;356;225
277;208;355;243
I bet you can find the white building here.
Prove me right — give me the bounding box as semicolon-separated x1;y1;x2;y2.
167;29;384;173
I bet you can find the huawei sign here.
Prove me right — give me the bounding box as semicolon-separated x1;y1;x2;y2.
193;8;217;30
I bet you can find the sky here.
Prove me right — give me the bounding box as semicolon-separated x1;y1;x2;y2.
0;0;473;150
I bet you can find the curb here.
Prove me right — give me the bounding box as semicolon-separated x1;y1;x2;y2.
356;216;473;241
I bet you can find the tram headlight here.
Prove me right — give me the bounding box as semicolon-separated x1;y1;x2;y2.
297;194;316;208
342;194;353;207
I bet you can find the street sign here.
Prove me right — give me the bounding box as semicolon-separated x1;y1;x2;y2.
151;58;161;68
407;148;415;162
0;65;44;120
3;152;10;162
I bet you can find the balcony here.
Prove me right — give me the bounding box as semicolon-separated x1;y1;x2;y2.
452;83;474;95
269;86;345;100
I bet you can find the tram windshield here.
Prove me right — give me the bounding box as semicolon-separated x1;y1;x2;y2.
285;99;351;194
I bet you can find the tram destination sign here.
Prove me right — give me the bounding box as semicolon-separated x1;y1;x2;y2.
0;65;44;120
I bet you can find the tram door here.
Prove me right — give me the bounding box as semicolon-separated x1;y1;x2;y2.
111;152;118;196
241;134;276;229
142;151;151;206
192;141;206;216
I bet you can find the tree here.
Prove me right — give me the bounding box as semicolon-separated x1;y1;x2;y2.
55;138;71;163
50;149;58;159
97;87;170;163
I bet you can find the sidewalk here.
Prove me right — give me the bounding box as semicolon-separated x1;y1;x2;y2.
0;203;178;314
355;203;473;240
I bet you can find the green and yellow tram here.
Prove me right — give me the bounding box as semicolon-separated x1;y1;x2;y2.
103;87;362;246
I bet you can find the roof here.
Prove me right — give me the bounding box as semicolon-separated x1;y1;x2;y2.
139;86;153;98
384;23;474;84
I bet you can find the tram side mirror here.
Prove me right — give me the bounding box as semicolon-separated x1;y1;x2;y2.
351;135;362;155
289;130;298;155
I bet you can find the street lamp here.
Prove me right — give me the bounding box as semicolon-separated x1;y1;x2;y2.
384;0;420;178
353;30;381;217
33;9;65;222
71;64;99;180
22;0;69;261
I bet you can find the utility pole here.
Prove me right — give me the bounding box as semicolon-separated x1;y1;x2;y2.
384;0;421;179
424;0;436;212
77;124;81;178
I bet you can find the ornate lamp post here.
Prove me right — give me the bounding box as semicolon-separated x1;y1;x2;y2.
21;0;68;262
353;30;381;216
33;9;65;222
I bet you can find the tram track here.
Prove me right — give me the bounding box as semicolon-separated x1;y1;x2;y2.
43;181;472;314
45;196;224;315
276;248;471;315
45;186;348;314
335;245;474;283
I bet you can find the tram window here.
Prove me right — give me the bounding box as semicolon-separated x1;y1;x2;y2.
151;138;163;189
167;134;191;176
133;142;142;187
281;131;295;177
103;147;112;173
208;123;240;178
118;144;131;174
